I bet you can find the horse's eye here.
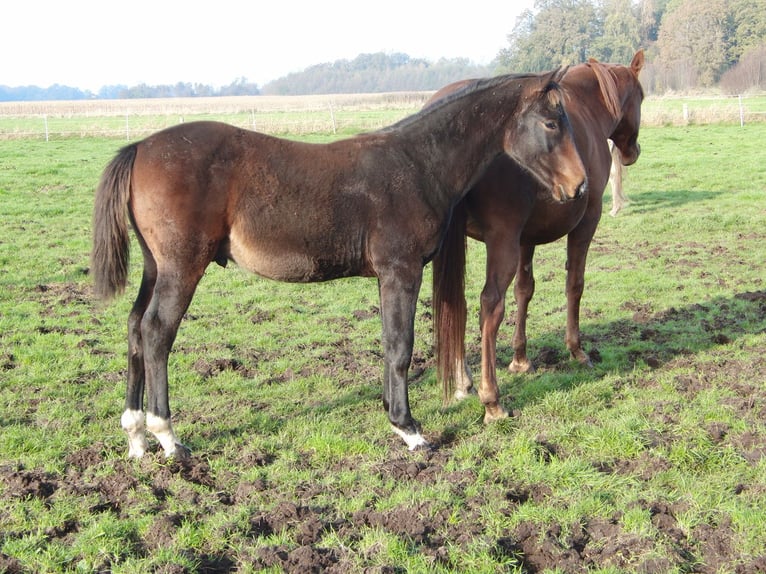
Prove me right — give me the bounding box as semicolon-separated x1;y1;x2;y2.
544;120;558;130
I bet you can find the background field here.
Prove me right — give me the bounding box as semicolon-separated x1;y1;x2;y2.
0;102;765;573
1;92;765;140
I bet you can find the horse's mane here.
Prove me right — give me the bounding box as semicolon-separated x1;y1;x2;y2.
584;59;622;120
378;72;550;133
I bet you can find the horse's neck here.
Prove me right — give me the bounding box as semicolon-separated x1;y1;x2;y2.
400;90;515;203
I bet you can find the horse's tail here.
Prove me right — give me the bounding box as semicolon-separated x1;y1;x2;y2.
608;140;628;216
433;201;468;405
91;144;136;301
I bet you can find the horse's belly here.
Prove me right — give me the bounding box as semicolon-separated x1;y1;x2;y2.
521;201;587;244
227;229;366;282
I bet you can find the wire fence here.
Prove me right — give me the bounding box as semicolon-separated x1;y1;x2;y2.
1;92;765;141
0;93;432;141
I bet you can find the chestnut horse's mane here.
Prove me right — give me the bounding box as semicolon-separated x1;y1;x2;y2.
584;59;623;120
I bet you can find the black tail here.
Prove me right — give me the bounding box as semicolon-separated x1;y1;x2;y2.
91;145;136;301
432;202;468;405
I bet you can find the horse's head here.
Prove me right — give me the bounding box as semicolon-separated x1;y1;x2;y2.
604;50;645;167
505;68;588;203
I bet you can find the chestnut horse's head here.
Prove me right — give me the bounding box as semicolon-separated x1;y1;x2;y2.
600;50;645;167
504;67;588;202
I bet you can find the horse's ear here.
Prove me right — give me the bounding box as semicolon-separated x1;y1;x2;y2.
630;50;645;75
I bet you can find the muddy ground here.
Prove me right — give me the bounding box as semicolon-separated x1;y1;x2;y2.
1;285;765;573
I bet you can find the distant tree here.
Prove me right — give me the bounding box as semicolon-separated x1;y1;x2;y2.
261;53;491;95
727;0;766;62
720;43;766;92
219;77;260;96
637;0;670;44
654;0;729;89
498;0;601;72
591;0;641;64
98;85;128;99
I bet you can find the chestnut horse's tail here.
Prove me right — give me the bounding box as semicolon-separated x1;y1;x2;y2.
91;144;136;301
608;139;628;216
432;202;468;405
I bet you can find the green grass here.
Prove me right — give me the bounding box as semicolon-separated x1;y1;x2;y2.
1;120;765;572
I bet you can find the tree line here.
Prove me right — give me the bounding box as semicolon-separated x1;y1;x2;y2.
0;55;490;102
500;0;766;93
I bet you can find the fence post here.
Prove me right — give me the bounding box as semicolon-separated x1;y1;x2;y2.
43;114;49;142
329;103;336;134
125;111;130;140
739;95;744;127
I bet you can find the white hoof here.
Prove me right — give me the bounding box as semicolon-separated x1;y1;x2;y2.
121;409;149;458
146;413;184;458
391;425;429;451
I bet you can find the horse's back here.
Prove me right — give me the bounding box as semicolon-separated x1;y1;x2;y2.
127;121;380;282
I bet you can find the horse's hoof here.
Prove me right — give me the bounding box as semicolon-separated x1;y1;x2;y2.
509;360;535;374
571;350;594;368
166;443;192;460
454;386;477;401
483;404;509;423
391;424;429;451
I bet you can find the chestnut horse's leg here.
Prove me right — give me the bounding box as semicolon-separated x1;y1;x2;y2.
378;269;428;450
477;234;518;422
121;263;157;458
509;244;536;373
563;220;599;367
140;264;205;458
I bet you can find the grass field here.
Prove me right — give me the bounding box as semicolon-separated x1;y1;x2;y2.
0;113;765;572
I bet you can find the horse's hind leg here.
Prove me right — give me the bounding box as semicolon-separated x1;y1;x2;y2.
121;262;157;458
378;269;428;450
141;264;205;458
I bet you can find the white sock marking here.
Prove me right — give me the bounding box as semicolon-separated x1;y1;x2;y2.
121;409;149;458
146;412;182;458
391;425;429;451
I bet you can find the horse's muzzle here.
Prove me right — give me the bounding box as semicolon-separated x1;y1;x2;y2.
575;179;588;199
555;178;587;202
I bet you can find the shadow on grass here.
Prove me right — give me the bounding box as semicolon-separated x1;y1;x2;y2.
616;188;725;215
480;289;766;411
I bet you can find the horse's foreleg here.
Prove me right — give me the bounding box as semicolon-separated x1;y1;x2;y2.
509;244;536;373
122;266;156;458
565;230;596;367
478;240;516;422
378;271;427;450
140;269;202;458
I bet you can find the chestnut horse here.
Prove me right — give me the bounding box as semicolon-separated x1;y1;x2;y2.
432;51;644;421
92;68;587;458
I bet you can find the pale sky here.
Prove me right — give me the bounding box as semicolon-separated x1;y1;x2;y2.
4;0;535;92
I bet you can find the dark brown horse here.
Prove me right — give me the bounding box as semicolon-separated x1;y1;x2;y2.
432;51;644;422
92;69;587;458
